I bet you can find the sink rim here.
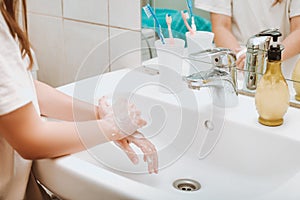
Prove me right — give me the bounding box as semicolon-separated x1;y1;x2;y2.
33;69;300;200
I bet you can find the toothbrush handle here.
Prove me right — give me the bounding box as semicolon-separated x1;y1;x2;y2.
181;12;195;34
168;25;173;39
148;6;165;44
147;5;162;33
157;25;165;44
191;17;197;32
187;0;194;17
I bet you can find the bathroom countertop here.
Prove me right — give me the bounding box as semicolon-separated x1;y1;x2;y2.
64;67;299;141
34;68;300;200
141;56;300;141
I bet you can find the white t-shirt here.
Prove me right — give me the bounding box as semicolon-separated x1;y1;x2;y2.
195;0;300;78
0;13;40;200
195;0;300;44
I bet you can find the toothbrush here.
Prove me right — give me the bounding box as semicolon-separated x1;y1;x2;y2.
166;14;174;44
186;0;194;18
181;10;195;35
191;17;197;32
143;4;165;44
186;0;197;32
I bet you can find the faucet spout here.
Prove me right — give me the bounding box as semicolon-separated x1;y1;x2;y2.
184;48;239;108
184;69;238;108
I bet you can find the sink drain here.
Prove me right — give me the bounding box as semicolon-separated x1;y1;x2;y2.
173;179;201;192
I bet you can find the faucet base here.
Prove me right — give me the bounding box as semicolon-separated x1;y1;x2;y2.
258;117;283;127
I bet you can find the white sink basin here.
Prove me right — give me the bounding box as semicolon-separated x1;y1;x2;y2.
33;69;300;200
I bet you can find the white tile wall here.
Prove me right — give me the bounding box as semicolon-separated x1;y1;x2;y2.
110;28;141;71
109;0;140;30
27;0;142;86
63;20;109;83
63;0;108;25
28;13;65;87
27;0;62;17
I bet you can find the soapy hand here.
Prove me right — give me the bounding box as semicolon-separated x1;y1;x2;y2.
114;132;158;174
97;96;158;174
97;96;147;141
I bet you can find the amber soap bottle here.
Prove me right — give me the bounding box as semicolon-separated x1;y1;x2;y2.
255;42;290;126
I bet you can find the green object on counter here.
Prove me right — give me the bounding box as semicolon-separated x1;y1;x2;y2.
142;8;212;40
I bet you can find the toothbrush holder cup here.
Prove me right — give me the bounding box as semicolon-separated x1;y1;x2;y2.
155;38;186;94
186;31;214;74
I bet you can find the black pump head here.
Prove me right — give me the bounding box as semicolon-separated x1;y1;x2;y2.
256;28;282;42
256;28;283;61
268;44;284;61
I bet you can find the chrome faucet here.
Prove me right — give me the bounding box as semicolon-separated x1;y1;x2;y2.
244;28;281;91
184;48;238;108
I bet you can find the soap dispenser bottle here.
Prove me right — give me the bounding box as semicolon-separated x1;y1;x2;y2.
255;31;290;126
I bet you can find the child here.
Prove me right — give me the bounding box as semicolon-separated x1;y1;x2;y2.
0;0;157;199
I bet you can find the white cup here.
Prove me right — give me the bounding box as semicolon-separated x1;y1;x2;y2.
155;38;186;93
186;31;214;74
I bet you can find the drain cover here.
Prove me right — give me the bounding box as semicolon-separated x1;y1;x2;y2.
173;179;201;192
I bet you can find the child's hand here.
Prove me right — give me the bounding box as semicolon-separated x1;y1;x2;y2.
97;96;147;140
115;132;158;174
235;47;247;70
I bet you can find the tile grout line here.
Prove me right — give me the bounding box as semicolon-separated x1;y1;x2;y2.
61;0;67;85
108;0;111;72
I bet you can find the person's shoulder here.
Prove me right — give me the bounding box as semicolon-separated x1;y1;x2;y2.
290;0;300;8
0;13;18;47
0;17;5;34
0;19;24;67
194;0;232;16
0;25;16;50
290;0;300;18
0;12;7;29
0;13;10;40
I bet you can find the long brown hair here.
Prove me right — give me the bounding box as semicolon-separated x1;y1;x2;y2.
0;0;33;69
272;0;283;6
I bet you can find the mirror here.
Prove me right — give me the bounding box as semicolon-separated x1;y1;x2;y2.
140;0;300;108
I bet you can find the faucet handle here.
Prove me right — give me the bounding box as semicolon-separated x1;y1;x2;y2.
187;48;237;88
188;48;236;68
189;48;234;57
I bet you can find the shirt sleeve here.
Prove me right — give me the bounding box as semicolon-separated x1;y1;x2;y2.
290;0;300;18
194;0;232;16
0;25;32;116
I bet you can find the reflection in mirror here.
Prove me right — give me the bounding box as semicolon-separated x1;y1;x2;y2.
140;0;300;108
284;59;300;108
237;68;300;109
292;60;300;102
140;0;211;62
